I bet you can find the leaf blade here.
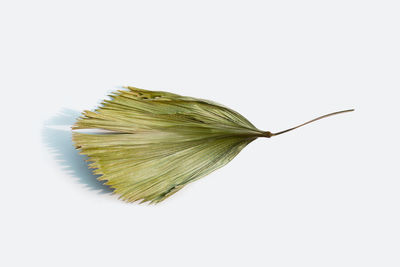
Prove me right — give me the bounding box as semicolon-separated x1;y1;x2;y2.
73;87;263;203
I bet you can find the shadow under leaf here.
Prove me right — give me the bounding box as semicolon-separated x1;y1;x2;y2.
42;108;113;194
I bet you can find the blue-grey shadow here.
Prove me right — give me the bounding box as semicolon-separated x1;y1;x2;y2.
42;108;113;193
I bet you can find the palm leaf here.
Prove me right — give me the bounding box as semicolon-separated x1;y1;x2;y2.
72;86;353;203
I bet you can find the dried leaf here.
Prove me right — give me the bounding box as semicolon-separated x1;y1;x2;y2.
73;86;353;203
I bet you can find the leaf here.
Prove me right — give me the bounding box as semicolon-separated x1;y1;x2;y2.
72;86;267;203
72;86;354;203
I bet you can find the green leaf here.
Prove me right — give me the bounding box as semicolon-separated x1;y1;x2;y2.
73;86;266;203
73;86;353;203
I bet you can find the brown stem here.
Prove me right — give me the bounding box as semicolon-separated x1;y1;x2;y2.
263;109;354;138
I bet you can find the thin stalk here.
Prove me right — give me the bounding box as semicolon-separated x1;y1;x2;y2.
263;109;354;138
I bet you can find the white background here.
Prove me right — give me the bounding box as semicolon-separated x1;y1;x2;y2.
1;1;399;266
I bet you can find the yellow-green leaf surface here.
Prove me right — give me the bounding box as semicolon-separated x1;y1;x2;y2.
73;86;267;203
